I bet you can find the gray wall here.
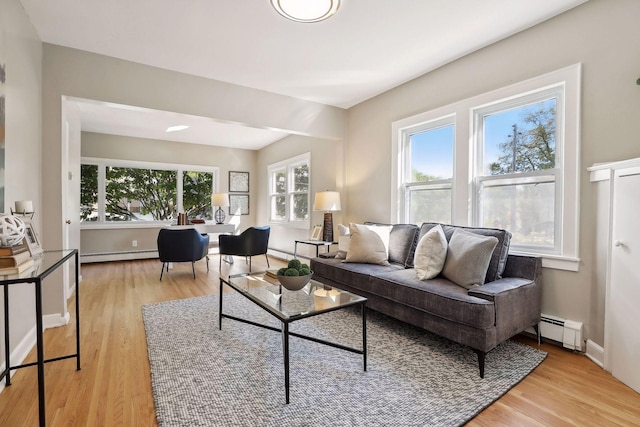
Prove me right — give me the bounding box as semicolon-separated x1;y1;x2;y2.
256;134;343;258
0;0;42;369
344;0;640;346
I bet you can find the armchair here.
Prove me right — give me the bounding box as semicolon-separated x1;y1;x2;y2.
157;228;210;280
218;226;270;272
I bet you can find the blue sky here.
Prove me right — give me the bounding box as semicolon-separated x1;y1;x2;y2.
411;98;555;179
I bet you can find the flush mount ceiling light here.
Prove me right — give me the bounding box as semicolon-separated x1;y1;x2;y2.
166;125;190;133
271;0;341;23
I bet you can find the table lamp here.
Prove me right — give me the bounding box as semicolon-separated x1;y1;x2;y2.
313;191;341;242
211;193;230;224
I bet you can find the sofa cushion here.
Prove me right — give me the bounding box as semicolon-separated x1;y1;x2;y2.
365;222;420;267
372;269;496;329
414;224;448;280
311;256;403;294
441;229;498;289
419;223;511;283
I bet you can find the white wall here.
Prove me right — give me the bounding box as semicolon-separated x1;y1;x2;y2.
0;0;42;373
345;0;640;346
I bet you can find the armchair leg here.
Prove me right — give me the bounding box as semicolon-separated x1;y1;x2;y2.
160;262;166;281
265;254;270;268
249;257;252;272
191;262;196;279
206;256;210;272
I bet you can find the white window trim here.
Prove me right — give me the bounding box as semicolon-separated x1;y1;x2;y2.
81;157;220;229
392;64;581;271
268;152;311;229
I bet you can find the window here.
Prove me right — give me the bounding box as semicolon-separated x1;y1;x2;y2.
401;117;454;225
80;159;218;225
268;153;311;227
393;65;581;270
474;93;560;251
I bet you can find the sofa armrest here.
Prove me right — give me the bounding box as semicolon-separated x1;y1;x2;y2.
502;254;542;282
467;277;534;302
469;273;542;343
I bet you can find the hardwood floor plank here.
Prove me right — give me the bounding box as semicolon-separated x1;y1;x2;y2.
0;256;639;426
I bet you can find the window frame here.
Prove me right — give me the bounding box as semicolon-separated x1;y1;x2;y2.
80;157;219;229
268;152;311;229
392;64;581;271
400;115;455;225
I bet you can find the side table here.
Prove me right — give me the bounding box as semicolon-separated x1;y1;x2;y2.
0;249;80;427
294;240;336;258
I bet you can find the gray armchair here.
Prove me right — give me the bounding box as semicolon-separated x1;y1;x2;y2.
157;228;210;280
218;226;270;272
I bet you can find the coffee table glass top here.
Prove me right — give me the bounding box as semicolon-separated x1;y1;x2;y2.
225;272;366;321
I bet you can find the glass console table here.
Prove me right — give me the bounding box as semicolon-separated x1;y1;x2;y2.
0;249;80;427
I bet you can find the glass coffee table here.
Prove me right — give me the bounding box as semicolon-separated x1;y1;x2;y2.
219;272;367;404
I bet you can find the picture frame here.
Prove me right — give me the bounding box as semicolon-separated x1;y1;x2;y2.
228;194;249;215
310;225;323;241
229;171;249;193
24;222;44;257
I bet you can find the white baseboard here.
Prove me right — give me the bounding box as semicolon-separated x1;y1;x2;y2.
0;325;37;393
586;339;605;368
43;311;70;329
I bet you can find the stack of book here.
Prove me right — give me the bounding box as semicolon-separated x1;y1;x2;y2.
0;239;35;276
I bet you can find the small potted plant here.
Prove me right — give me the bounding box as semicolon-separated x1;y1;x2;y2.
276;259;313;290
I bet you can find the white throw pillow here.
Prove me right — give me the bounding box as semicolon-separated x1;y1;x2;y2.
414;225;448;280
441;229;498;289
344;223;389;265
365;224;392;257
335;224;351;259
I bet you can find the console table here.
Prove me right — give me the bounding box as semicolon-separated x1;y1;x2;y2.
0;249;80;427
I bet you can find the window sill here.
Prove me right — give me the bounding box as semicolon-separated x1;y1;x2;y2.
81;222;172;230
510;251;580;272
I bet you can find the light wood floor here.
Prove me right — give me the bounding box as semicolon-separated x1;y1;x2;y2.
0;256;639;426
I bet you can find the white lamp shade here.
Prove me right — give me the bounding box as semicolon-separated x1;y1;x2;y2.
211;193;230;207
313;191;341;212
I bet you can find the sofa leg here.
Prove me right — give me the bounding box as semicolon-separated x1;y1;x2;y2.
475;350;486;378
533;323;541;345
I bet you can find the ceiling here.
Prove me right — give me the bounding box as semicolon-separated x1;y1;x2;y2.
21;0;587;149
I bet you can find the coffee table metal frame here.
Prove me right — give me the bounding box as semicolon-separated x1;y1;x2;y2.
219;273;367;403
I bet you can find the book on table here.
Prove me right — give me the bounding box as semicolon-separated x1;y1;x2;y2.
0;239;29;256
0;250;32;268
0;258;35;276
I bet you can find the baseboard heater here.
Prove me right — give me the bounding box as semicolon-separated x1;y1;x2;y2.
80;249;158;263
526;314;584;351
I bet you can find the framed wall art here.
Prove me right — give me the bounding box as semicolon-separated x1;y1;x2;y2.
229;194;249;215
229;171;249;193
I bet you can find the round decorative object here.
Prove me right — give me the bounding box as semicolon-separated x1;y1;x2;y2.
214;207;226;225
0;214;27;247
277;272;314;291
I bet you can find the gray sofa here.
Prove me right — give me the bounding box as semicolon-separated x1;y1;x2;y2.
310;222;542;378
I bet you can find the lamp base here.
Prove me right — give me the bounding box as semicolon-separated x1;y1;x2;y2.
322;212;334;242
214;207;226;224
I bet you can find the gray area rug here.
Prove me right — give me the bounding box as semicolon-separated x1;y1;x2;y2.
142;294;546;427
